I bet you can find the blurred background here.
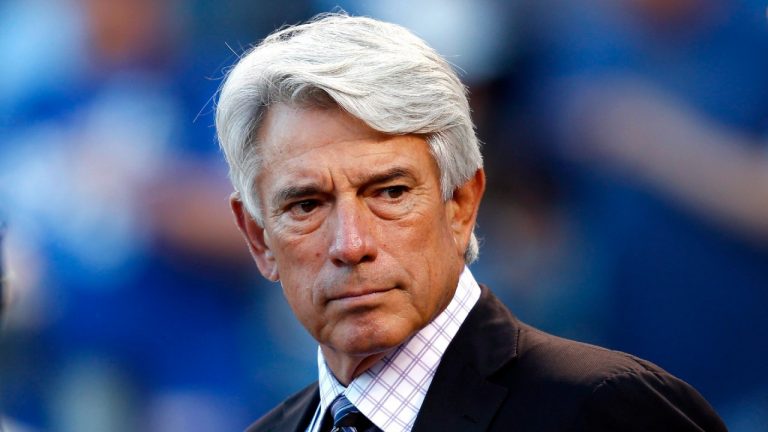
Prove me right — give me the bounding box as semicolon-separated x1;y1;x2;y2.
1;0;767;430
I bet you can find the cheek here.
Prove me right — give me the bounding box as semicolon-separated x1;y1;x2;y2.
416;208;455;251
383;206;454;274
415;214;459;299
275;232;326;273
279;270;311;308
272;237;326;311
280;276;323;336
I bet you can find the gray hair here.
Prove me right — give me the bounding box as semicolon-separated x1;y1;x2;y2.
215;13;483;262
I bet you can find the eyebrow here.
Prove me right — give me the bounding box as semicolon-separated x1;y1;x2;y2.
272;184;323;210
270;166;416;209
361;167;414;188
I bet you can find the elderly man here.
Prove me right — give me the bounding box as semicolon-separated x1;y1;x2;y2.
215;13;726;432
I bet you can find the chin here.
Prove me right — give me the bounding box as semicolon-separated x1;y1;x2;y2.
335;321;413;357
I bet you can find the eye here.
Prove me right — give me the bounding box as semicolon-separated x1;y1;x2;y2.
379;185;408;200
289;199;320;215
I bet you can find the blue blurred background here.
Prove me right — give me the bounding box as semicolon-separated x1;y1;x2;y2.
1;0;767;431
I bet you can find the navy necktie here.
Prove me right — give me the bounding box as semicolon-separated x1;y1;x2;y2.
328;394;381;432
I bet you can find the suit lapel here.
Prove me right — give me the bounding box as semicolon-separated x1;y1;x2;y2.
412;286;520;432
412;363;509;432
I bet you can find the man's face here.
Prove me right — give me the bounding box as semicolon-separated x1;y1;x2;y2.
233;103;483;364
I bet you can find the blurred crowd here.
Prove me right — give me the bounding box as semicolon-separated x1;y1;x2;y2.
1;0;766;431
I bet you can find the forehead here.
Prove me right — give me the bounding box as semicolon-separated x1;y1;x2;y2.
258;103;387;160
255;104;439;193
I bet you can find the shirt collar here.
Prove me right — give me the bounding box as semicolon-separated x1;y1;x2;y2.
315;266;481;432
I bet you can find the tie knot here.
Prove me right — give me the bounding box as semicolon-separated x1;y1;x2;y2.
329;394;360;427
328;394;376;431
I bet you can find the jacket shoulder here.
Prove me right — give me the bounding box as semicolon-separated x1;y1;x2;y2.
245;382;319;432
514;322;659;386
502;323;726;431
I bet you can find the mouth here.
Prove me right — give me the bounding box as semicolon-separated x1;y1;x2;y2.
327;286;396;304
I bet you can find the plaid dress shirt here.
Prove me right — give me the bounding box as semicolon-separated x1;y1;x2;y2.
307;267;481;432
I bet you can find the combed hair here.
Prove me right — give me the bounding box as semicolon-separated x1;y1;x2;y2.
215;13;483;262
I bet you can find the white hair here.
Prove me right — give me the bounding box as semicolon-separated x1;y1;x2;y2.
215;13;483;262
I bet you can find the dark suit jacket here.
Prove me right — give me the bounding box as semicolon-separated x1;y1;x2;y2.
247;286;727;431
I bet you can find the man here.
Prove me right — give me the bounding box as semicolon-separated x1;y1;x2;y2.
215;13;727;432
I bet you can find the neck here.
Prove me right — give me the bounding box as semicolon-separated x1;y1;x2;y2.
321;347;393;386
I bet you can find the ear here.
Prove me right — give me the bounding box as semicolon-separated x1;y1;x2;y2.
446;168;486;257
230;195;280;281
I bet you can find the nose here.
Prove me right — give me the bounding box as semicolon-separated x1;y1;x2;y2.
328;199;377;266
